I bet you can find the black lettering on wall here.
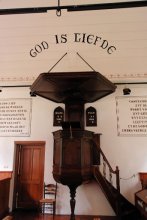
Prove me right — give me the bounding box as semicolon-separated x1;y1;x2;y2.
55;34;67;44
30;41;49;57
29;33;117;57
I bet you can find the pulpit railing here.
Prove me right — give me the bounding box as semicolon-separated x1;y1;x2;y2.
92;134;120;192
91;134;121;218
97;145;120;193
92;134;141;220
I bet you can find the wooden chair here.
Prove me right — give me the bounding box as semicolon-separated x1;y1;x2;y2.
39;182;57;216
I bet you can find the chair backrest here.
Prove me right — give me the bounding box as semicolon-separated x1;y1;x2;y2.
44;182;57;199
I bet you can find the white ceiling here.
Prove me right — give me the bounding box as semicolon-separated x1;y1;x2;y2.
0;0;147;86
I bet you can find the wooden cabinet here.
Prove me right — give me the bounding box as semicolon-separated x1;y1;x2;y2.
0;178;10;219
135;173;147;219
0;172;12;219
135;189;147;219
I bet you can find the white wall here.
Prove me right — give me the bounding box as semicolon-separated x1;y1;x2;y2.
0;84;146;216
86;83;147;204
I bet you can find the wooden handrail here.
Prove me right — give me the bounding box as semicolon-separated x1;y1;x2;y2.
98;144;117;174
91;136;120;192
92;136;121;217
92;135;140;219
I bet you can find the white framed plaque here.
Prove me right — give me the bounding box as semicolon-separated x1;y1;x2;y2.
116;96;147;136
0;98;32;136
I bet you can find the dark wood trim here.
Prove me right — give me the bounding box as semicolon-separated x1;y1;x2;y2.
14;141;46;146
0;171;13;180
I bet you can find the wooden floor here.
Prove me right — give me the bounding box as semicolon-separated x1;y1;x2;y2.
9;210;117;220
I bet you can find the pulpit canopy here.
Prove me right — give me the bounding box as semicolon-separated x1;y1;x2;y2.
30;71;116;103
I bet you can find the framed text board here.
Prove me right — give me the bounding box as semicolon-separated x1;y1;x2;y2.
0;98;32;137
53;106;64;126
116;96;147;136
86;106;97;126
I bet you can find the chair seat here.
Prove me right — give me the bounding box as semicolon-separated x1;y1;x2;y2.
39;182;57;215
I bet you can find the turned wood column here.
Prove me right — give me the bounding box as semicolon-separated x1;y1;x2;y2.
69;185;78;220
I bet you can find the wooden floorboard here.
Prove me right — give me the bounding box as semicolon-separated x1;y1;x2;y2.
9;210;117;220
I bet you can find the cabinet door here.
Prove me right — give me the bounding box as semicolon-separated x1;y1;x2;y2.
14;142;45;209
0;179;10;218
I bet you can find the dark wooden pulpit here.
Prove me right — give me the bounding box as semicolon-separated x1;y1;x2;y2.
30;71;116;220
